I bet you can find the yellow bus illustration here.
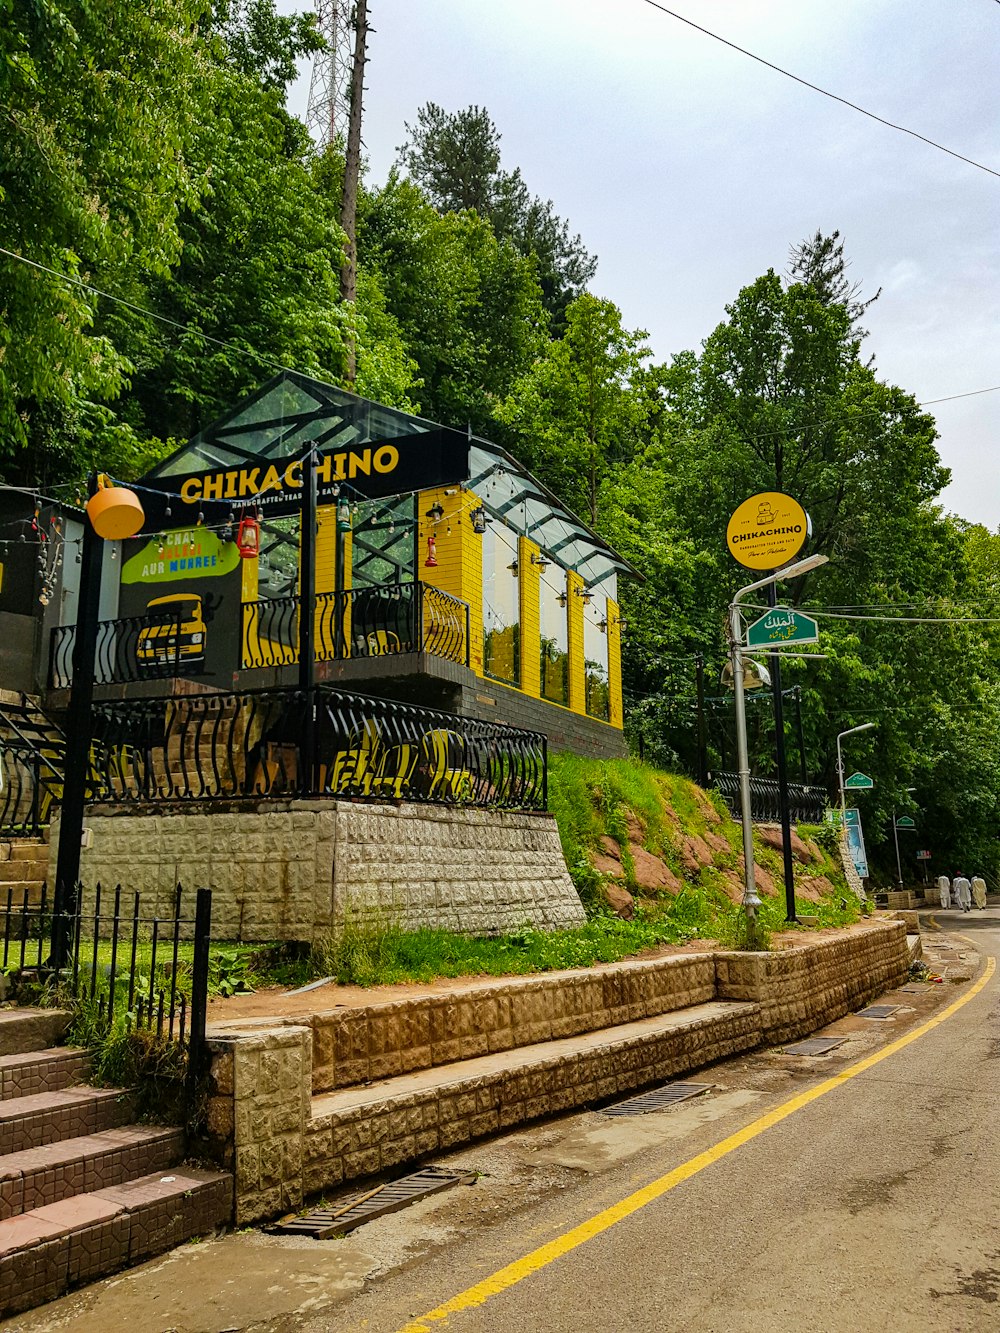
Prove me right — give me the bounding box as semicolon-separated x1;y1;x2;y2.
136;593;207;672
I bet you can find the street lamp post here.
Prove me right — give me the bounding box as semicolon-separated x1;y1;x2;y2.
892;788;918;890
836;722;876;819
729;553;829;948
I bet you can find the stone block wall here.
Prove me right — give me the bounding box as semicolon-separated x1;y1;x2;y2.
52;799;584;942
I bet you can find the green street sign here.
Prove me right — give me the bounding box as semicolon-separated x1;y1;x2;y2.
746;605;820;649
895;816;916;829
845;772;874;790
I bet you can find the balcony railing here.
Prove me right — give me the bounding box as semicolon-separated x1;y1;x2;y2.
241;582;469;670
50;608;193;689
84;684;546;811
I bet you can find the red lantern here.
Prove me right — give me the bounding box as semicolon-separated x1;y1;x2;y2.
236;513;260;559
424;533;438;568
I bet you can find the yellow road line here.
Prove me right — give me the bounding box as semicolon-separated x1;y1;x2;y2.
396;956;996;1333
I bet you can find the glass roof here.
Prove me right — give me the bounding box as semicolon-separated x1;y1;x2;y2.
141;371;638;587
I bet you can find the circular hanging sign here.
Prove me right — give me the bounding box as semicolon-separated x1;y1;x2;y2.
726;491;808;571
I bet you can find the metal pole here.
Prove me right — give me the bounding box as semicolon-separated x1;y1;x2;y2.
892;809;903;889
299;455;317;793
766;585;796;923
793;686;807;784
837;733;846;820
729;601;760;948
51;474;103;970
695;653;708;788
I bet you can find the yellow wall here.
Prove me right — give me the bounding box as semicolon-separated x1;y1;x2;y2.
607;596;623;729
518;535;541;698
418;486;482;673
566;570;586;716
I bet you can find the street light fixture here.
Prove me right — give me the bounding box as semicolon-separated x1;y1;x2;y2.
892;787;918;890
836;722;876;818
728;552;829;947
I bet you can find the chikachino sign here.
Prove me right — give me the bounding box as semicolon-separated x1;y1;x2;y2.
137;426;470;530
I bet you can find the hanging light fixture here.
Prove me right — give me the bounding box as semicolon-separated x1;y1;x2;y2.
236;510;261;558
86;474;145;540
530;552;551;570
575;586;594;605
425;533;439;567
426;501;445;522
557;589;568;608
336;496;352;532
597;617;608;633
470;505;488;534
507;558;519;577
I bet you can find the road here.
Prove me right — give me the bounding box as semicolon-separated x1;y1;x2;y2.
8;911;999;1333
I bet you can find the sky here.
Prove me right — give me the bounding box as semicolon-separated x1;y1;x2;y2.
280;0;1000;527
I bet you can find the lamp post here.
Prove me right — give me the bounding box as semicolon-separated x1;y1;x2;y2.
892;788;917;890
729;553;829;947
836;722;876;819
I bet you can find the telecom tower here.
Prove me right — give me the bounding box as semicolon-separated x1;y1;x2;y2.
307;0;354;146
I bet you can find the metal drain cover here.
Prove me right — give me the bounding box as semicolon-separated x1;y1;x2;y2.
603;1082;713;1117
783;1037;846;1056
267;1166;476;1238
858;1004;900;1019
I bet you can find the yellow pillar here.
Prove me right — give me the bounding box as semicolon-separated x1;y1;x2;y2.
240;550;259;667
518;535;541;698
418;486;483;673
607;596;623;729
567;569;586;715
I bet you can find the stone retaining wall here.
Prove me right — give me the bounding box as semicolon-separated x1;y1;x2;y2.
201;920;909;1224
52;799;585;942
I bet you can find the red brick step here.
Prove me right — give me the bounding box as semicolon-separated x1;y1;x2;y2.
0;1086;136;1155
0;1048;91;1101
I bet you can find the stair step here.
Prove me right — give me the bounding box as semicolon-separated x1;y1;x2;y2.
0;1124;184;1219
0;1010;72;1059
0;1087;136;1155
0;1166;231;1319
0;1049;91;1101
307;999;761;1192
7;844;49;863
0;861;48;883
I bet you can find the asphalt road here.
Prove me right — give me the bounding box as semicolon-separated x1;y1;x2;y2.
8;911;998;1333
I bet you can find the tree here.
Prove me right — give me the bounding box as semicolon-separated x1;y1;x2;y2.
396;103;597;324
787;228;880;334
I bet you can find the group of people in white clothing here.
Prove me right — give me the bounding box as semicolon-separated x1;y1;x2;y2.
937;874;988;911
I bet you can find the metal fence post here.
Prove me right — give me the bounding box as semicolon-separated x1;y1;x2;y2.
185;886;213;1120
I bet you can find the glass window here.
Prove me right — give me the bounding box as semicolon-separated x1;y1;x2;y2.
584;594;610;720
539;568;569;705
482;521;520;685
351;494;416;589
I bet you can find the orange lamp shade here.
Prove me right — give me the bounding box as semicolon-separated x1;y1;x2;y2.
86;485;145;540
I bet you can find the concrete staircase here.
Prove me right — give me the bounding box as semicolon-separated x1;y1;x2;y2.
0;1008;232;1319
0;838;50;909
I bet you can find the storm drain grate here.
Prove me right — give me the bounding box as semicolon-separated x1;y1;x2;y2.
857;1004;900;1019
783;1037;847;1057
602;1082;714;1117
266;1167;476;1238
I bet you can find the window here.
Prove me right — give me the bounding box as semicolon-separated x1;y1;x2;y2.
584;594;610;720
482;521;520;685
539;568;569;705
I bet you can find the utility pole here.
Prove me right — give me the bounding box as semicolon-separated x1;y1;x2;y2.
339;0;369;381
694;653;708;788
766;583;797;924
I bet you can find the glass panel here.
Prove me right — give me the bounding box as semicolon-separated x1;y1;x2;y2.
351;494;416;589
539;567;569;705
257;516;300;597
482;521;520;686
584;593;610;721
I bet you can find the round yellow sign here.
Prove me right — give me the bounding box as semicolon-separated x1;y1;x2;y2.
726;492;808;571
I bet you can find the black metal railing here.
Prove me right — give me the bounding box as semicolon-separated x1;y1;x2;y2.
0;883;212;1095
84;684;546;810
710;772;829;824
50;608;194;688
241;581;470;670
0;742;46;836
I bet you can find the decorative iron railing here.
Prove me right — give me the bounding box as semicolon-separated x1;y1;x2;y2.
241;581;470;670
0;742;46;836
50;607;193;689
710;771;829;824
85;684;546;810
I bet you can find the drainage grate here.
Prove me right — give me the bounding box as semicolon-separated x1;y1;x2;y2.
602;1082;713;1117
857;1004;900;1019
266;1167;476;1238
783;1037;847;1057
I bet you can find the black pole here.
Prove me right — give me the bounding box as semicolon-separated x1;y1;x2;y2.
185;886;213;1124
767;584;797;923
695;653;708;788
298;456;317;793
51;475;103;968
792;685;807;784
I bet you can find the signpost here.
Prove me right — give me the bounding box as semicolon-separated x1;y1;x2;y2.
916;850;932;860
895;815;916;829
832;806;870;880
726;492;809;572
746;605;819;649
844;772;874;790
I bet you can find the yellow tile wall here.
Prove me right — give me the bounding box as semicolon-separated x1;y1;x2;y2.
518;535;541;698
567;570;586;716
418;486;483;673
607;596;623;729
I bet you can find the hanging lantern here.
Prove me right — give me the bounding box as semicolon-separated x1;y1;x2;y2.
336;497;352;532
470;505;487;534
236;512;260;559
425;533;438;567
86;475;145;540
426;501;444;522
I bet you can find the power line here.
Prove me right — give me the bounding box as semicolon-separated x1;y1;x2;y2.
921;384;1000;406
639;1;1000;181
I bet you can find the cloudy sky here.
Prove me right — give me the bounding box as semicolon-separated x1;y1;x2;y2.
281;0;999;526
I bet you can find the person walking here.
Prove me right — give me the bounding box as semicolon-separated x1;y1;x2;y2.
972;876;988;910
953;874;972;912
937;874;951;909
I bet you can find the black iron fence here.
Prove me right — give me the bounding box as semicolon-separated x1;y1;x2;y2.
84;684;546;810
710;771;830;824
50;607;197;689
0;742;46;836
1;883;211;1081
241;581;470;670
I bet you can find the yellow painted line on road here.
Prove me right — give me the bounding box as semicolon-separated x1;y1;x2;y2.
396;956;996;1333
